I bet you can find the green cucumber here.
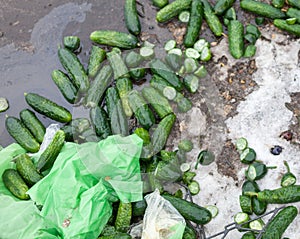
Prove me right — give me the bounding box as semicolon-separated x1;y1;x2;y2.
125;51;143;68
98;233;132;239
274;19;300;37
105;87;129;136
25;93;72;123
165;53;182;72
239;195;253;214
132;199;147;216
90;30;138;49
5;116;40;153
214;0;236;15
58;47;89;92
156;0;192;23
162;194;212;224
240;0;286;19
115;202;132;233
183;223;197;239
129;67;146;81
261;206;298;239
125;0;141;36
2;169;30;200
20;109;45;144
150;58;183;91
134;128;151;145
153;0;169;8
241;232;256;239
87;45;106;78
242;180;260;195
107;48;129;79
240;147;256;164
128;90;155;130
201;0;223;37
15;153;43;186
252;197;267;215
116;78;133;117
63;36;80;51
246;162;269;181
281;161;296;187
224;7;236;20
51;69;78;104
287;0;300;9
85;65;113;108
174;92;193;113
36;130;65;172
272;0;284;8
244;44;256;58
61;118;90;142
184;0;204;47
141;86;173;119
183;74;199;93
90;106;111;140
152;113;176;154
228;20;244;59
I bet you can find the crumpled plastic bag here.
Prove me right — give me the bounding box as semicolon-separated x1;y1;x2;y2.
142;189;186;239
0;134;143;239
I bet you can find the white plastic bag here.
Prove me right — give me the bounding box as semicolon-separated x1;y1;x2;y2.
141;189;186;239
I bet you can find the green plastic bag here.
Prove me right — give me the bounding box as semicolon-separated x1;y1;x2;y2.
0;134;143;239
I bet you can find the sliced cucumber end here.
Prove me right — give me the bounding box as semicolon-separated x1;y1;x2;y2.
0;97;9;113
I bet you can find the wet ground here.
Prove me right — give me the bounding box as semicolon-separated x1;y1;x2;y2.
1;0;300;238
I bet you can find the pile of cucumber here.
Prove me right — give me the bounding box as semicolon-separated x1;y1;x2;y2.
235;138;299;238
2;0;300;238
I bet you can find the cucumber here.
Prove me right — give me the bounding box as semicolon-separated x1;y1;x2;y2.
87;45;106;78
183;223;197;239
25;93;72;123
85;65;113;108
125;51;143;68
156;0;192;23
152;113;176;154
162;194;212;224
201;0;223;37
90;30;138;49
61;125;76;142
214;0;236;15
15;153;43;186
116;78;133;117
274;19;300;37
51;70;78;104
228;20;244;59
105;87;129;136
183;74;199;93
165;53;182;72
281;161;297;187
128;90;155;130
150;58;183;91
134;128;151;145
247;185;300;204
107;48;129;79
272;0;284;8
63;36;80;51
240;0;286;19
174;93;192;113
287;0;300;9
98;233;132;239
178;139;193;152
132;199;147;216
20;109;45;144
2;169;30;200
58;47;89;92
153;0;169;8
36;130;65;172
141;86;173;119
61;118;90;142
5;116;40;153
241;232;256;239
90;106;111;140
244;44;256;58
129;67;146;82
184;0;204;47
239;195;253;214
261;206;298;239
246;162;268;181
125;0;141;36
252;197;267;215
115;202;132;233
240;147;256;164
242;180;260;195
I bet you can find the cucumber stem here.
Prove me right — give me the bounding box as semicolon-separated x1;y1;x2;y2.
244;191;258;197
267;166;277;170
284;160;291;173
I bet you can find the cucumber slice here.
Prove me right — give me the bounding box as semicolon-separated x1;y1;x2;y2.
143;40;155;49
140;47;155;60
185;48;201;59
178;139;193;152
286;18;297;25
195;150;215;168
234;212;250;225
281;161;297;187
183;171;196;184
246;24;261;39
188;180;200;195
179;10;190;23
236;137;248;151
164;39;177;51
168;48;183;56
200;46;212;62
240;148;256;164
193;39;209;52
194;65;207;78
184;58;198;73
163;86;177;100
205;205;219;218
249;218;264;231
0;97;9;112
224;7;236;21
244;45;257;58
180;163;191;172
184;74;199;93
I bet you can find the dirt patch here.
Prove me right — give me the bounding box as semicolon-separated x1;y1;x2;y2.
286;92;300;147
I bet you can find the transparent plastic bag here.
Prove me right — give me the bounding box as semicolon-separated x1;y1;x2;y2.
142;189;186;239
